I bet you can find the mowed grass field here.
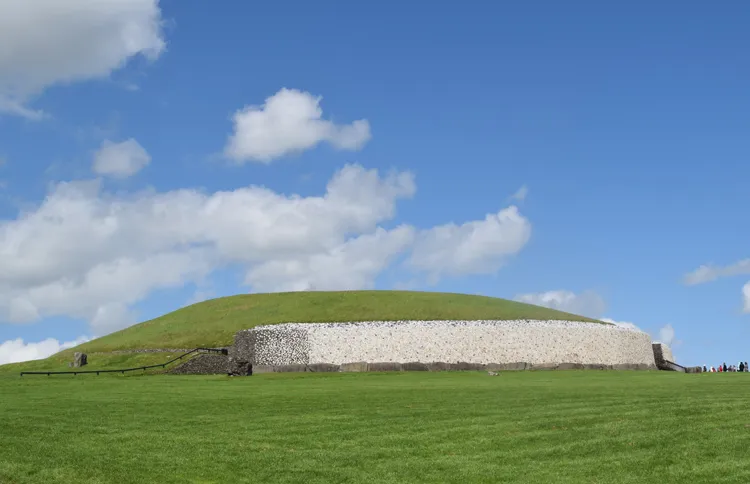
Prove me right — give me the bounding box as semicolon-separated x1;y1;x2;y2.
3;370;750;484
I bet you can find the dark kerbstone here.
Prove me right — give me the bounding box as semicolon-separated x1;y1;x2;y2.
274;364;308;373
530;363;559;371
227;357;252;376
306;363;340;372
340;362;368;372
368;362;403;372
449;362;486;371
425;362;451;372
486;362;528;371
402;362;429;371
72;352;88;368
252;365;275;374
582;364;612;370
557;363;585;370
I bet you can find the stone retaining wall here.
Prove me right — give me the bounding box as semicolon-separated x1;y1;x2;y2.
233;320;658;369
652;343;674;368
169;354;229;375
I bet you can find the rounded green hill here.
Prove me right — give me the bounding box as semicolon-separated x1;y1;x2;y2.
76;290;605;353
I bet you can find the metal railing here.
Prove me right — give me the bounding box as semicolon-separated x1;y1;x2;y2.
19;347;228;377
661;360;686;373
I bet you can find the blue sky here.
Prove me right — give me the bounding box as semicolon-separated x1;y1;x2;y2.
0;0;748;366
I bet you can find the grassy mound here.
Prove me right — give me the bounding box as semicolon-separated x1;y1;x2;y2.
75;290;604;353
3;352;184;374
0;290;605;373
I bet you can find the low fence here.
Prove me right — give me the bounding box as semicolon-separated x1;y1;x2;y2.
19;348;228;377
661;360;687;373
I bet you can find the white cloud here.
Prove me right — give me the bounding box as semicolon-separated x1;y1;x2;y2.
655;324;676;347
0;165;412;333
409;206;531;282
224;88;371;163
684;259;750;315
600;318;642;331
514;290;606;319
683;259;750;285
0;335;89;365
247;226;415;292
0;162;532;334
0;0;165;118
92;139;151;178
509;185;528;202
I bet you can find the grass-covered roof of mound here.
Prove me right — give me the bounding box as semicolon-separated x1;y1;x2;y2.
72;290;605;353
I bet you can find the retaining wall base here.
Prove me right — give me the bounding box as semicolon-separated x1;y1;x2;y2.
234;361;659;374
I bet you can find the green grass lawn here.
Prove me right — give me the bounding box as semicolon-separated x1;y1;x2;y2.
2;370;749;484
69;290;604;353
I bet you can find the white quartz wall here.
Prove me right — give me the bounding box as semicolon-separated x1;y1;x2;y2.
248;320;656;366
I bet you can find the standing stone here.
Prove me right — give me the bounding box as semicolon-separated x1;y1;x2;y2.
227;357;252;376
72;352;88;368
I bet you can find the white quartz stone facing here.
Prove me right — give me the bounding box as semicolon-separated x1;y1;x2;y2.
249;320;656;366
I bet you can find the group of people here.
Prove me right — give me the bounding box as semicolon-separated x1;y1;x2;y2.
703;362;749;372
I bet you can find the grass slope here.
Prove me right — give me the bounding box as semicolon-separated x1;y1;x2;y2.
2;371;748;483
72;290;604;353
0;291;604;374
1;352;184;375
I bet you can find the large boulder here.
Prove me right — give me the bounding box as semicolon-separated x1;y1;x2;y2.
227;357;252;376
71;352;87;368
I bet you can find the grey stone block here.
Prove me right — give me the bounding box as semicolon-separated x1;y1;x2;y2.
274;364;307;373
530;363;558;370
368;362;403;372
486;362;527;371
306;363;340;372
340;362;369;372
449;362;486;371
252;365;275;374
425;362;451;371
402;362;429;371
557;363;585;370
